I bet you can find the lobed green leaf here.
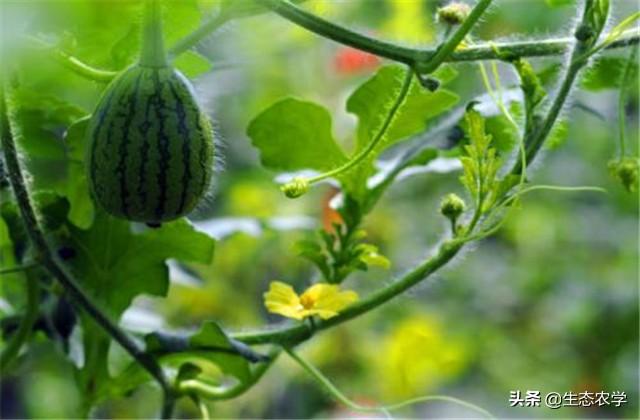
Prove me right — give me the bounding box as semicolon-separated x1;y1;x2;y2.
247;98;348;172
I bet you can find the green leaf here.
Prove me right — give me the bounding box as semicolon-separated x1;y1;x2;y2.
9;87;93;228
465;108;492;155
173;51;212;78
47;0;204;70
344;65;458;200
247;98;348;172
176;362;203;382
64;207;214;402
544;120;569;150
2;192;70;240
0;216;23;287
188;321;251;383
537;63;562;86
347;65;459;153
459;109;502;202
95;359;151;403
67;212;215;317
406;148;439;167
11;87;85;160
483;109;519;154
110;23;139;69
581;57;639;91
295;239;331;280
163;0;204;46
57;117;94;229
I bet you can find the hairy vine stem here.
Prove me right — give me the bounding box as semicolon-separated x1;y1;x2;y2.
32;27;639;85
617;46;638;158
416;0;493;73
0;84;175;418
512;0;612;174
139;0;168;68
256;0;488;72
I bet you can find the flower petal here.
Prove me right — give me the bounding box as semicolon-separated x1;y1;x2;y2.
305;308;340;319
263;281;303;320
301;283;359;320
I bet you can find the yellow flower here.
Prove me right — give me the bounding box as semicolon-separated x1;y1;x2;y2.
263;281;358;320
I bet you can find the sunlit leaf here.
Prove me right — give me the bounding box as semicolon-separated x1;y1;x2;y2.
55;204;215;402
247;98;348;172
581;57;639;91
347;65;459;153
188;321;251;382
345;65;458;198
65;213;215;317
173;51;213;78
59;117;94;229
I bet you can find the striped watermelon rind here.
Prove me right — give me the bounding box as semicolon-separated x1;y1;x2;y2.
86;65;214;223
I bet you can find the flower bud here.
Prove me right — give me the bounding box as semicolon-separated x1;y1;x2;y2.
419;76;440;92
608;157;639;193
281;177;310;198
440;193;466;220
574;23;595;42
437;2;471;26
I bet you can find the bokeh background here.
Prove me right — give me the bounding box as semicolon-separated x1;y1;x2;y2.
1;0;638;418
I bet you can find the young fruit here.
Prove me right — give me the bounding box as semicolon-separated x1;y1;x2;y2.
86;66;214;223
86;0;214;223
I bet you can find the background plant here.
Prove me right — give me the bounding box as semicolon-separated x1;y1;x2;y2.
0;0;638;418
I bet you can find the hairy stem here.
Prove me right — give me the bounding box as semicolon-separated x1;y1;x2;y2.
515;63;581;173
1;83;173;415
417;0;493;73
0;273;39;371
617;46;638;158
512;0;609;174
139;0;168;68
256;0;420;65
33;23;637;85
239;0;639;66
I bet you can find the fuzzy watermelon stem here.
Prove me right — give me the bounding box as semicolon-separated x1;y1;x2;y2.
139;0;168;68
